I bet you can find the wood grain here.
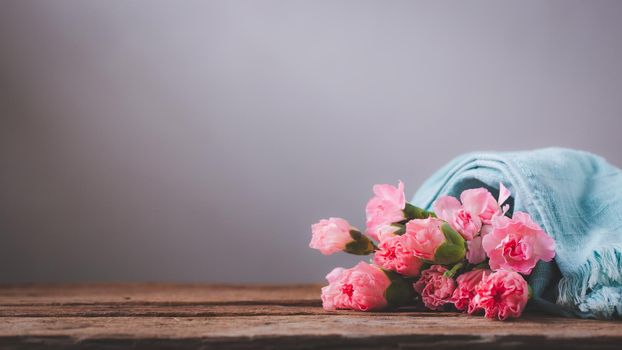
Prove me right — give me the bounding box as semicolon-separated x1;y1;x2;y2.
0;283;621;349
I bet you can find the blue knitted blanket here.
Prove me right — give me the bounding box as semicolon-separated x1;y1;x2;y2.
411;148;622;319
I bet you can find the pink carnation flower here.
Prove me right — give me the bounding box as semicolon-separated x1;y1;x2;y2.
482;211;556;274
434;195;482;240
472;270;529;320
309;217;354;255
434;184;512;240
373;234;423;277
365;181;406;241
321;261;391;311
451;268;491;313
405;217;446;261
413;265;456;310
461;184;510;225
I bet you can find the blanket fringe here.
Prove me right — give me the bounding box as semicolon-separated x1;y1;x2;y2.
557;246;622;319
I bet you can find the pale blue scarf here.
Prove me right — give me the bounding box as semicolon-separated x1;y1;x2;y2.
412;148;622;319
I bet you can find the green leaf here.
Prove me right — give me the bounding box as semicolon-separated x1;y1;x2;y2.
441;223;465;246
383;272;415;307
433;223;466;265
434;243;466;265
403;203;436;220
344;230;374;255
392;223;406;236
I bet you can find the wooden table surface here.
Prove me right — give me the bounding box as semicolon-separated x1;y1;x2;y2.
0;283;620;349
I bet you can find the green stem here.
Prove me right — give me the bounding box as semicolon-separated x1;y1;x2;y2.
473;260;490;270
443;262;464;278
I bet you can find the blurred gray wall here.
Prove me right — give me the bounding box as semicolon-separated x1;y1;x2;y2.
1;0;622;283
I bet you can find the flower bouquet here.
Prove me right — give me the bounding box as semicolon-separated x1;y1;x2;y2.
309;182;556;320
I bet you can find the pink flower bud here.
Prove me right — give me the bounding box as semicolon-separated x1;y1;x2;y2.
309;217;355;255
466;236;486;264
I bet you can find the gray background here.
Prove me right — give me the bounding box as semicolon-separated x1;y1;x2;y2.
1;0;621;283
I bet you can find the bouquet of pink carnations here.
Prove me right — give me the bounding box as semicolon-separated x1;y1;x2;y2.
309;182;556;320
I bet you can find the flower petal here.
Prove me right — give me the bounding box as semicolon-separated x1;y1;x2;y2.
498;182;511;206
433;195;462;222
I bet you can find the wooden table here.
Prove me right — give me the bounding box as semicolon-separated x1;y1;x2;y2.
0;284;620;349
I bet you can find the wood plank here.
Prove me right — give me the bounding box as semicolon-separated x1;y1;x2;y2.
1;284;621;349
2;314;621;338
0;283;320;305
1;315;621;349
